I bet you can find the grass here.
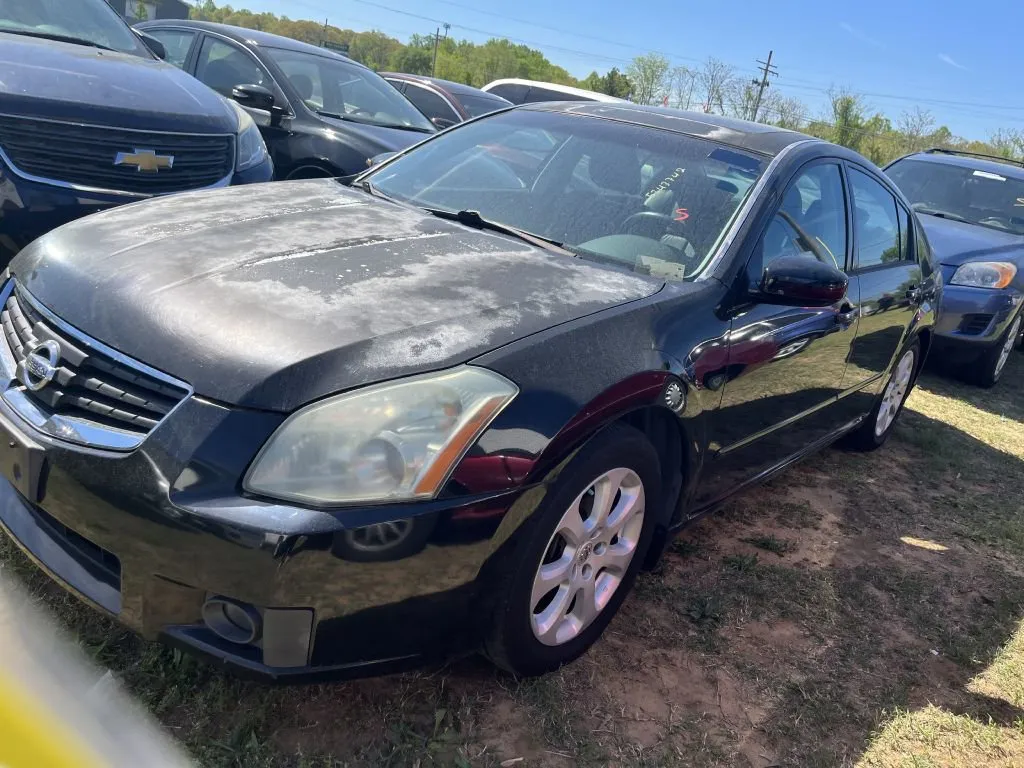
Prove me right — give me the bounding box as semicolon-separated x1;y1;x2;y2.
2;353;1024;767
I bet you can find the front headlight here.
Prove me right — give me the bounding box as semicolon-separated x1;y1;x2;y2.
244;366;518;506
950;261;1017;289
231;102;269;172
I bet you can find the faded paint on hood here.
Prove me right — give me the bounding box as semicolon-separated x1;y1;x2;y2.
13;179;663;411
919;214;1024;269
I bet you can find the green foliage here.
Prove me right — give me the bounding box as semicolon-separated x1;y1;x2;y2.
191;1;1021;168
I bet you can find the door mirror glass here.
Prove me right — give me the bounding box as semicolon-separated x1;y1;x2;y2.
232;83;275;112
758;254;848;306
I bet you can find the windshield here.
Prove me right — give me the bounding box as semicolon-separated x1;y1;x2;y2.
0;0;147;56
366;109;765;279
887;158;1024;236
458;92;511;118
264;47;435;132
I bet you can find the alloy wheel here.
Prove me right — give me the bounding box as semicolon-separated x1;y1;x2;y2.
530;468;645;646
875;348;916;437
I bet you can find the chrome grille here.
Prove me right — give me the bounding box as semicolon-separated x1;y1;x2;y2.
0;114;234;196
0;283;191;450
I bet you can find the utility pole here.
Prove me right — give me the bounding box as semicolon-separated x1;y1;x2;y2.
750;50;778;123
431;23;449;76
320;17;329;46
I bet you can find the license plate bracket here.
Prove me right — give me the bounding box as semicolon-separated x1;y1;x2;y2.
0;411;46;502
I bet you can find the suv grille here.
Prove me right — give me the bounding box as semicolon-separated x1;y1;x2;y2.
0;284;190;450
0;115;234;195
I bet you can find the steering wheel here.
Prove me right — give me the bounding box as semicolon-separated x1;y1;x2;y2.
622;211;677;239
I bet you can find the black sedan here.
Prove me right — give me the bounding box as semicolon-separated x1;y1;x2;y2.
382;73;512;128
137;20;435;179
0;104;936;680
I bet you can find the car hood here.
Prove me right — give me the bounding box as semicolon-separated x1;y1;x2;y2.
0;33;237;133
13;180;663;411
918;214;1024;268
317;115;433;152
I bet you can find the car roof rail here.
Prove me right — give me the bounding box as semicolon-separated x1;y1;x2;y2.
922;147;1024;169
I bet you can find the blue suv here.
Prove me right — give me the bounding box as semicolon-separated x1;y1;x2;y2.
0;0;274;264
887;148;1024;387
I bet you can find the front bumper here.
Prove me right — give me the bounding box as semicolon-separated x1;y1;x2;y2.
0;155;273;265
0;392;528;681
932;282;1023;360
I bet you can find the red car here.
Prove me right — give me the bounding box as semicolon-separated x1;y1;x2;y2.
383;73;512;129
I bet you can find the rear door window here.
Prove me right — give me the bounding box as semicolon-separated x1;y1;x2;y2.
486;83;528;103
144;29;196;69
403;84;460;123
524;86;589;103
195;36;267;97
849;168;901;268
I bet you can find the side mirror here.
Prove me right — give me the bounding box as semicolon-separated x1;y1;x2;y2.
431;116;457;130
366;151;397;167
136;31;166;60
757;254;848;306
232;84;276;112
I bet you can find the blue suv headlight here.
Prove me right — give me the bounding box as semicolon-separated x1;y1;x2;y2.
230;101;269;172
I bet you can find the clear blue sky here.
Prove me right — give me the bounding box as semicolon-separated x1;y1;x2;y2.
235;0;1021;140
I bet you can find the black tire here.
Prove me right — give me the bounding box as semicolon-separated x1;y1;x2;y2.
971;312;1022;389
843;338;921;452
483;422;661;677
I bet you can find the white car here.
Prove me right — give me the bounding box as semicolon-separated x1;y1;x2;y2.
481;78;626;105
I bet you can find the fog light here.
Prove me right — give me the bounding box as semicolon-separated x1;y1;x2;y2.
202;596;262;645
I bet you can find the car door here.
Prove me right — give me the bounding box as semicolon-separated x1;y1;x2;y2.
402;83;462;127
839;165;923;415
193;34;291;166
694;159;859;508
142;27;198;70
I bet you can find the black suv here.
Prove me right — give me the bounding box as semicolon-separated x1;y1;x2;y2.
138;21;436;180
0;0;273;263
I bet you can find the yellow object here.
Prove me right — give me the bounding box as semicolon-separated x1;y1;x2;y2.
0;673;106;768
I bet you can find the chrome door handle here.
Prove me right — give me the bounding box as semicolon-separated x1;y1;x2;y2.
836;305;859;326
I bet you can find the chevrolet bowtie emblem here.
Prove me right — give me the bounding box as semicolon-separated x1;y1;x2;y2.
114;148;174;173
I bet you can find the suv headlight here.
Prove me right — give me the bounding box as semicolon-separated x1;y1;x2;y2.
230;101;269;172
244;366;518;506
950;261;1017;289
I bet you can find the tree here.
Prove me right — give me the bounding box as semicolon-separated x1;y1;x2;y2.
627;53;670;105
897;107;935;153
828;89;868;151
349;30;401;71
669;66;697;110
601;68;632;99
581;71;604;93
133;1;150;22
768;95;806;130
698;58;735;114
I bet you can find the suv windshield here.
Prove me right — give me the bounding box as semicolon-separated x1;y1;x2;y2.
265;47;434;133
887;158;1024;236
0;0;147;56
366;109;765;279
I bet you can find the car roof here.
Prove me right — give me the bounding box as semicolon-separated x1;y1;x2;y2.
482;78;626;103
895;149;1024;180
137;20;368;67
381;73;511;102
521;102;815;156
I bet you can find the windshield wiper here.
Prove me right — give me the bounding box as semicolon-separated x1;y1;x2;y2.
913;206;968;223
423;208;575;255
1;29;116;52
317;110;431;133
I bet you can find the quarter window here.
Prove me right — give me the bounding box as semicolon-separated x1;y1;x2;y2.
757;163;848;271
849;168;901;268
195;37;267;97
